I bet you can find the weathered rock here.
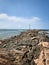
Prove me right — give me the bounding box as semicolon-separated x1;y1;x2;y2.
0;30;49;65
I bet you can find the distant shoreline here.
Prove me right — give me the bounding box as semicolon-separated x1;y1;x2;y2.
0;29;49;31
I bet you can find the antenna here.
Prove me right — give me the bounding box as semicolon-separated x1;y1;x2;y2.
29;24;31;29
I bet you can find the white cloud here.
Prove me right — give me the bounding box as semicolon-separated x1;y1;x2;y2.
0;13;41;29
0;13;40;22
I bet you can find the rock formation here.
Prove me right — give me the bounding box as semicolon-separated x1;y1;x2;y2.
0;30;49;65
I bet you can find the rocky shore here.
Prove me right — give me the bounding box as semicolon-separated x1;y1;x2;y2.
0;30;49;65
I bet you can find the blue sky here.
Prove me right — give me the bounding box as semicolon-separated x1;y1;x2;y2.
0;0;49;29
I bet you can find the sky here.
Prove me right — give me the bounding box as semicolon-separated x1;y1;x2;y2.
0;0;49;29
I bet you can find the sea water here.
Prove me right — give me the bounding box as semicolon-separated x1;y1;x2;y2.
0;29;49;40
0;29;26;40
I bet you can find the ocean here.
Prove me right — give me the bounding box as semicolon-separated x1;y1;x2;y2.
0;29;26;40
0;29;49;40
